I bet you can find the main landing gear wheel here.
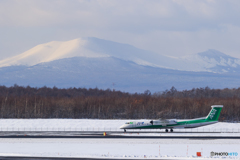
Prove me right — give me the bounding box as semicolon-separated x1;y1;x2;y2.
165;129;168;132
170;129;173;132
124;129;126;132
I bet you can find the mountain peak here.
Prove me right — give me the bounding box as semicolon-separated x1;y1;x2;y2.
197;49;234;60
0;37;168;68
0;38;107;67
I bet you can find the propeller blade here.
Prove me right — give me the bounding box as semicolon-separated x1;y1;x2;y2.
150;120;153;125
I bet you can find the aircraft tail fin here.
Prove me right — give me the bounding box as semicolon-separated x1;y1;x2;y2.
205;105;223;121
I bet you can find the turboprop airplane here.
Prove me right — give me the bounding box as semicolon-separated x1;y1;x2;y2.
120;105;223;132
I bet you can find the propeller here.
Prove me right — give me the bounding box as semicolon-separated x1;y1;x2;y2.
150;120;153;125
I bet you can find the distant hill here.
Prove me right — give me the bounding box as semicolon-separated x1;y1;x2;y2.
0;56;240;92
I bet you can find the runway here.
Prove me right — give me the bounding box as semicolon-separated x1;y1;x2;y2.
0;131;239;139
0;135;240;139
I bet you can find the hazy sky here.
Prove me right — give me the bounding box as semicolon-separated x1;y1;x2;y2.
1;0;240;59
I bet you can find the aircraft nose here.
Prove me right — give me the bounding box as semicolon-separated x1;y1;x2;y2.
119;124;126;129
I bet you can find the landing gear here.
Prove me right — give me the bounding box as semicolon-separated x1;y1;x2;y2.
170;129;173;132
124;129;126;132
165;129;168;132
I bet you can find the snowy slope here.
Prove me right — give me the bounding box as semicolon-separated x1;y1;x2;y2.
182;49;240;73
0;38;107;67
1;37;239;73
0;37;169;68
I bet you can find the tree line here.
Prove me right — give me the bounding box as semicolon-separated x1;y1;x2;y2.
0;85;239;121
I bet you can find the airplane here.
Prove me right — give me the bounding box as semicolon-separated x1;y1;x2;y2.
120;105;223;132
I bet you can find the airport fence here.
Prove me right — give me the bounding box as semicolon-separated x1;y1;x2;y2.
0;127;240;133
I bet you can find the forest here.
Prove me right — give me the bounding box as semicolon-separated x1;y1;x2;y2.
0;85;239;121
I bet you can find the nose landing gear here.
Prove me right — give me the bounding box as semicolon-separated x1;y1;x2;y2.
124;129;126;132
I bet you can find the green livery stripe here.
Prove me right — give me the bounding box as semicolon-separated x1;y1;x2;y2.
206;106;223;121
132;106;223;129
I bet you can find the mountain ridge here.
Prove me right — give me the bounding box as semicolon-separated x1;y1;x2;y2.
1;37;240;73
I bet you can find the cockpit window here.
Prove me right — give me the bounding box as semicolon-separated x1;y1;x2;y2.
125;122;130;124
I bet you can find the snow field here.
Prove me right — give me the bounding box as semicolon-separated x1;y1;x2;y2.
0;138;239;159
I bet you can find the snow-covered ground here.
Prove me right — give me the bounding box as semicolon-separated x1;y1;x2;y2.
0;119;240;159
0;138;239;159
0;119;239;133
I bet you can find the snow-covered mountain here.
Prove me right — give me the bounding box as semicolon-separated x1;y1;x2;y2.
181;49;240;73
1;37;239;73
0;37;240;92
0;37;174;69
0;38;107;67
